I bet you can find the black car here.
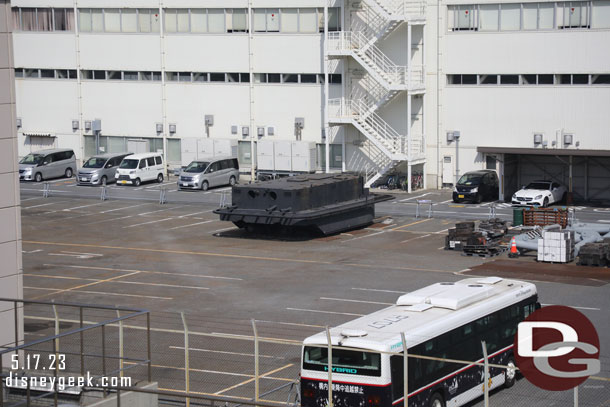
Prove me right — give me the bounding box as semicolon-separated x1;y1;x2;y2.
452;170;499;203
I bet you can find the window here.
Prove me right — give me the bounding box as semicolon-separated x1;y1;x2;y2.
523;3;539;29
480;74;498;84
268;73;281;83
40;69;54;78
166;72;178;81
593;74;610;84
329;74;342;84
231;9;248;32
267;8;280;31
25;69;39;78
327;7;341;31
299;9;318;32
12;7;74;31
479;4;499;31
573;74;589;84
155;156;163;165
139;160;146;169
122;9;137;32
449;5;477;30
240;73;250;82
538;74;554;84
539;3;555;28
522;74;537;84
177;9;190;32
448;74;477;84
282;74;298;83
104;9;121;32
253;9;267;32
165;9;177;32
281;9;298;32
178;72;192;82
500;74;519;84
301;74;317;83
92;9;103;32
193;72;208;82
107;71;121;80
500;4;521;30
559;1;590;28
124;71;138;80
191;9;207;32
208;9;225;32
146;157;155;167
210;73;225;82
592;0;610;27
227;73;240;82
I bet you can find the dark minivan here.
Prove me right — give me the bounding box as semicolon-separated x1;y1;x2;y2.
452;170;499;203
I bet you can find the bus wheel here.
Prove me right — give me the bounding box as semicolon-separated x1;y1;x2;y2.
429;393;445;407
505;358;517;388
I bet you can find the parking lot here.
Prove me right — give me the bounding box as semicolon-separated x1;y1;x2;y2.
17;178;610;406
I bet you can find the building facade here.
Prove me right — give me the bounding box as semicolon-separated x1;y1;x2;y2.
10;0;610;200
1;0;23;363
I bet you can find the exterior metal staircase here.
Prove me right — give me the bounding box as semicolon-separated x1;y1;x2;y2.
326;0;426;188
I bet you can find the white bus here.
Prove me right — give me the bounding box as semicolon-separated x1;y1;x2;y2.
300;277;539;407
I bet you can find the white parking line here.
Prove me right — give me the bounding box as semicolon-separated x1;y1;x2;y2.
320;297;393;305
169;220;215;230
122;217;175;228
169;346;282;359
341;231;385;242
22;201;68;209
401;234;431;243
99;203;149;214
178;210;215;218
24;286;172;300
139;206;184;216
399;192;433;202
45;264;243;281
254;319;325;329
211;226;237;234
541;304;601;311
21;197;42;202
351;287;405;294
286;307;364;317
62;202;106;212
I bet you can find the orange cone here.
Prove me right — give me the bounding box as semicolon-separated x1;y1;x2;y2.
508;237;519;258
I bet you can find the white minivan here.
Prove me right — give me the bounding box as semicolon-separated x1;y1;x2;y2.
115;153;164;186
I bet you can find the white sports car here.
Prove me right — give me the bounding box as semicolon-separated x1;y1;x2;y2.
511;180;567;207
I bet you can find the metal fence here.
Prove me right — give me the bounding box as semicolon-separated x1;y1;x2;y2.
1;302;608;407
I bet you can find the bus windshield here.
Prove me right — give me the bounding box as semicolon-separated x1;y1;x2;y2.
303;346;381;377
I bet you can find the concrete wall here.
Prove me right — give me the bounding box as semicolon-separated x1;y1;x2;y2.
0;0;24;364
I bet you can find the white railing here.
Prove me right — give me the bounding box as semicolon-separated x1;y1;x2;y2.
372;0;427;17
408;64;426;89
328;31;408;86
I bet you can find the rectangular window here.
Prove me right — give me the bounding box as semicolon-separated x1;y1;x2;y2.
268;73;281;83
232;9;248;32
210;73;225;82
79;9;91;32
166;72;178;81
479;4;499;31
500;4;521;30
92;70;105;80
191;9;207;32
592;0;610;28
81;70;92;79
303;347;381;377
559;74;572;84
240;73;250;82
21;9;36;31
193;72;208;82
253;9;267;32
12;9;21;31
299;8;317;32
593;74;610;84
281;9;298;32
523;4;538;29
152;71;162;81
107;70;121;80
463;74;477;84
455;5;477;30
328;7;340;31
480;74;498;84
177;9;190;32
178;72;192;82
152;10;160;32
37;9;52;31
572;74;589;84
40;69;54;78
301;74;317;83
124;71;139;80
122;9;137;32
254;73;267;83
56;69;68;79
138;9;151;32
15;69;24;78
91;9;104;32
560;2;589;28
522;74;537;84
167;139;181;163
104;9;121;32
208;9;225;32
141;71;153;81
329;74;342;84
54;9;68;31
282;74;298;83
538;74;554;84
500;74;519;84
539;3;555;28
227;73;240;82
267;9;280;31
165;9;177;33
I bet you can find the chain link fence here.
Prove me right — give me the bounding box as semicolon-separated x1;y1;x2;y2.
1;301;608;407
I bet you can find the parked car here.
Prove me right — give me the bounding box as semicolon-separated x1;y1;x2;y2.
77;152;133;186
452;170;499;203
115;153;164;186
18;148;76;182
178;157;239;191
511;180;567;207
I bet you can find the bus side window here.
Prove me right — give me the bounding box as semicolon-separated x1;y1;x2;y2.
390;355;404;401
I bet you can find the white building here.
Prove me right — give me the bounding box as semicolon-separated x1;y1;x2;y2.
10;0;610;201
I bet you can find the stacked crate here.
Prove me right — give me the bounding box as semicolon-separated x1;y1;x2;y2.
577;243;610;267
523;208;569;228
446;222;476;251
537;230;575;263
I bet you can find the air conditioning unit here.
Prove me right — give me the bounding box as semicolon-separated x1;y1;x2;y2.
533;133;543;145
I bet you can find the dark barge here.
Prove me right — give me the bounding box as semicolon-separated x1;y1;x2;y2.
213;174;393;235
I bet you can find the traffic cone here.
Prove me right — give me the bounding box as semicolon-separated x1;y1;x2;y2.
508;237;519;258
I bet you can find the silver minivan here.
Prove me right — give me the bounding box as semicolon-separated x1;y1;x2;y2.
77;152;133;186
178;157;239;191
19;148;76;182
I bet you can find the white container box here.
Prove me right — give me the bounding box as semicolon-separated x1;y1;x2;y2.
256;140;275;171
291;141;316;173
274;140;292;171
213;139;238;157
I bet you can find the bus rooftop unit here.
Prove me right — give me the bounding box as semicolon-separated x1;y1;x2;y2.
300;277;539;407
214;173;392;235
